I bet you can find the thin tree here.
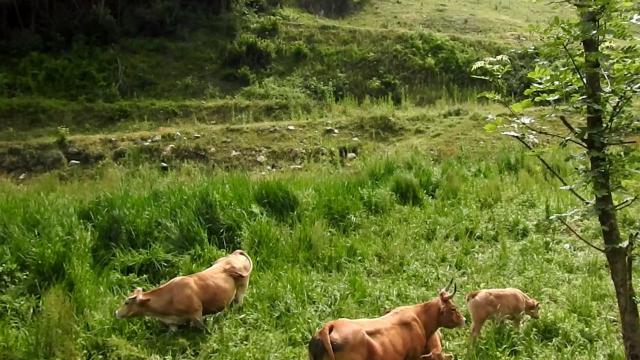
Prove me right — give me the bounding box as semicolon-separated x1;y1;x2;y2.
472;1;640;358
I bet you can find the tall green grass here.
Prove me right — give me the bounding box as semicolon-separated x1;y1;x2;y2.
0;149;634;359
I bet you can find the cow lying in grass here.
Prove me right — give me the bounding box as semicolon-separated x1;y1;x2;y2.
115;250;253;331
466;288;540;340
308;280;465;360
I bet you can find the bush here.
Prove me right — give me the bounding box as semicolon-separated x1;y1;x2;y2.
254;180;300;221
360;187;394;214
390;173;423;206
224;35;275;71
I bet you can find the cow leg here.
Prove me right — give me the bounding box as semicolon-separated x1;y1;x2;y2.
190;312;210;333
470;318;486;340
512;316;522;330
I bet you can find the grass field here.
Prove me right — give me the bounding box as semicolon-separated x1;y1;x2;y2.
1;144;638;359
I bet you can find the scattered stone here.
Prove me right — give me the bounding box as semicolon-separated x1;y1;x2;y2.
222;138;231;143
18;173;27;181
151;135;162;142
67;147;80;155
563;244;572;251
162;144;176;156
175;131;182;139
352;137;360;142
346;153;357;161
193;134;202;139
135;139;145;146
208;147;216;153
324;127;339;135
109;137;117;143
231;150;241;157
69;160;81;166
290;164;304;170
287;125;296;131
256;155;267;163
160;162;169;171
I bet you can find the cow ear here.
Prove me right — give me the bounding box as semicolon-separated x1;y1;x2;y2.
137;296;150;305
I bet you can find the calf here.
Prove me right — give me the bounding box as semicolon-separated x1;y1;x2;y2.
466;288;540;339
308;280;465;360
115;250;253;330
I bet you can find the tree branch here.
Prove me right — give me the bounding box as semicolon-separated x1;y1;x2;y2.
507;134;590;204
522;123;587;148
615;196;638;211
558;218;606;253
563;42;588;89
607;93;632;130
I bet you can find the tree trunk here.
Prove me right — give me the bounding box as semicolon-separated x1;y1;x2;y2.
580;8;640;360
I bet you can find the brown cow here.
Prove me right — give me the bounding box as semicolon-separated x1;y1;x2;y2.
115;250;253;330
466;288;540;340
308;281;465;360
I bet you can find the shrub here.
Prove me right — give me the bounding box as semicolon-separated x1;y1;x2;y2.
254;180;300;221
390;173;423;206
224;35;275;71
360;187;394;214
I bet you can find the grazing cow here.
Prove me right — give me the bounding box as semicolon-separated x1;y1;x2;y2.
115;250;253;330
420;331;454;360
466;288;540;339
308;280;465;360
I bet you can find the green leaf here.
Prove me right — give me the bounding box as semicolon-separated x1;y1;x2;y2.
484;122;498;132
511;99;534;113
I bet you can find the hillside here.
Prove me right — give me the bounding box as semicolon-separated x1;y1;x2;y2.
1;1;639;360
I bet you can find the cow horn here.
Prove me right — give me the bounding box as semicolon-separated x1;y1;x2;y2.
444;278;454;292
451;283;457;297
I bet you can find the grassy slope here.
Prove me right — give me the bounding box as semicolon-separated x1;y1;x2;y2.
2;1;638;360
1;150;637;359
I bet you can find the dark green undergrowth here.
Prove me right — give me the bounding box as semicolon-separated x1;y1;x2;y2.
0;148;636;359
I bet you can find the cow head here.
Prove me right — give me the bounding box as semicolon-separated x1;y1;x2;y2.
115;287;149;319
525;298;540;319
437;279;465;328
421;352;454;360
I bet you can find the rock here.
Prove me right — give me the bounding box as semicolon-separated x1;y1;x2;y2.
352;137;360;142
193;134;202;139
256;155;267;163
287;125;296;131
18;173;27;181
208;147;216;153
231;150;241;157
175;132;182;139
160;162;169;171
222;138;231;143
151;135;162;142
112;147;128;161
67;147;80;155
109;137;118;143
290;164;304;170
563;244;572;251
324;127;339;135
346;153;357;161
69;160;81;166
162;144;176;156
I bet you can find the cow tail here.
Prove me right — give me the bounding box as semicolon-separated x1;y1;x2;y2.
309;323;335;360
466;291;480;303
